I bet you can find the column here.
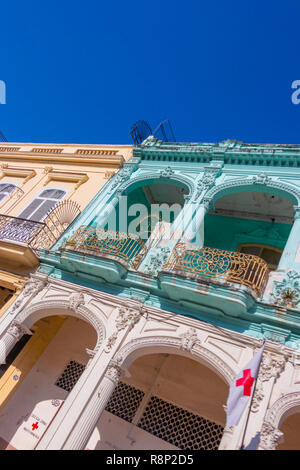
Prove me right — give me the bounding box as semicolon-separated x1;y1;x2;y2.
36;304;144;450
163;200;198;244
0;321;32;364
182;203;207;245
92;195;119;229
36;361;123;450
278;206;300;270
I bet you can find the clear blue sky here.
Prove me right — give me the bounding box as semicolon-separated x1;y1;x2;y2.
1;0;300;145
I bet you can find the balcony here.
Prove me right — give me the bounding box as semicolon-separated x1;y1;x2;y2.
0;201;80;274
163;242;269;297
63;226;146;280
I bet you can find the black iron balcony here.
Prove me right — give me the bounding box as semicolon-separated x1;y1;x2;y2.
0;200;81;273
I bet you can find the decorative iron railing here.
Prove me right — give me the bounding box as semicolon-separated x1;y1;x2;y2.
65;226;146;269
163;242;269;297
0;214;55;254
0;200;81;257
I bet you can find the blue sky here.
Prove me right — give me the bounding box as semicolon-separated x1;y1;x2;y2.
1;0;300;145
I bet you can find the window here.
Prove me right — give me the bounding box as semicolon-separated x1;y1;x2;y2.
18;188;66;222
0;183;17;203
238;244;282;270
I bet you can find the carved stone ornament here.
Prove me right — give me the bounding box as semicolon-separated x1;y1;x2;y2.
259;352;287;382
10;278;47;314
105;364;124;384
7;321;32;340
259;422;283;450
104;306;143;353
251;172;271;185
108;166;133;193
143;246;171;276
272;270;300;308
159;166;175;178
179;327;199;353
251;380;264;413
69;291;85;312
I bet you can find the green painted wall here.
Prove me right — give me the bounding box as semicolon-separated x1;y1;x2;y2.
204;214;292;252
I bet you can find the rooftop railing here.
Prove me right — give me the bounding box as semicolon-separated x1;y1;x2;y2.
163;242;269;297
65;226;146;269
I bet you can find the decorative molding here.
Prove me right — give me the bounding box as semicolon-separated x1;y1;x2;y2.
10;278;48;314
179;327;200;352
263;391;300;430
105;364;124;385
205;176;300;207
191;162;223;202
159;166;175;178
118;171;194;200
0;167;36;185
111;334;235;384
69;291;85;313
43;171;89;189
143;246;171;276
272;270;300;308
258;422;283;450
104;305;143;353
259;352;287;382
7;321;32;339
14;298;105;352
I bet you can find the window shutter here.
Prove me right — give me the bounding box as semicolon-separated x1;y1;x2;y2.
28;199;57;221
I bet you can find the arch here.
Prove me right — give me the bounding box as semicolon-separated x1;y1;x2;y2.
14;300;106;352
263;391;300;430
204;177;300;208
118;172;194;198
111;335;236;385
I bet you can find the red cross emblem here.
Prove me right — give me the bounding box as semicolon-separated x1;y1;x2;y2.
236;368;254;396
32;422;39;431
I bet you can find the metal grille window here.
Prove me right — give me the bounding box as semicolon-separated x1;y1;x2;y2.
55;361;85;392
138;396;224;450
105;382;145;423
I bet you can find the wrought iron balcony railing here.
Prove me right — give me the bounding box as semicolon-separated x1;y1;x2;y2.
65;226;146;269
163;242;269;297
0;214;55;255
0;200;81;257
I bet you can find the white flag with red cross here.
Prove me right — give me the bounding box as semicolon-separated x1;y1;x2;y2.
225;341;265;427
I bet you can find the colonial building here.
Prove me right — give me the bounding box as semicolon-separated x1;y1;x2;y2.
0;137;300;450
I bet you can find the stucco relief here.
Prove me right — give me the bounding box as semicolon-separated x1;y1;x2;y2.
9;278;48;314
104;305;144;353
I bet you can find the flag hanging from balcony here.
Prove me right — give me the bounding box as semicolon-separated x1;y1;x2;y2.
225;340;265;427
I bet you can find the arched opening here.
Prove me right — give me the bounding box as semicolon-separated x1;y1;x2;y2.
277;409;300;450
86;352;228;450
101;179;189;241
204;191;293;270
0;314;97;450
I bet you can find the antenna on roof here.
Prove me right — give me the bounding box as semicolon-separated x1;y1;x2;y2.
0;130;7;142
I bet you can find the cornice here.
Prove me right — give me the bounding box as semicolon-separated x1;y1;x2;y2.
134;137;300;168
0;143;131;168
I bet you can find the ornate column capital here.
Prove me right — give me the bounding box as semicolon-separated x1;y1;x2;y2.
259;422;283;450
7;321;32;340
105;364;124;385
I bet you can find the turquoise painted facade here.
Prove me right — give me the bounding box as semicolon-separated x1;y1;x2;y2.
39;137;300;350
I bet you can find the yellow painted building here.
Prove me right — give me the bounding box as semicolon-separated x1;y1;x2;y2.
0;142;132;320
